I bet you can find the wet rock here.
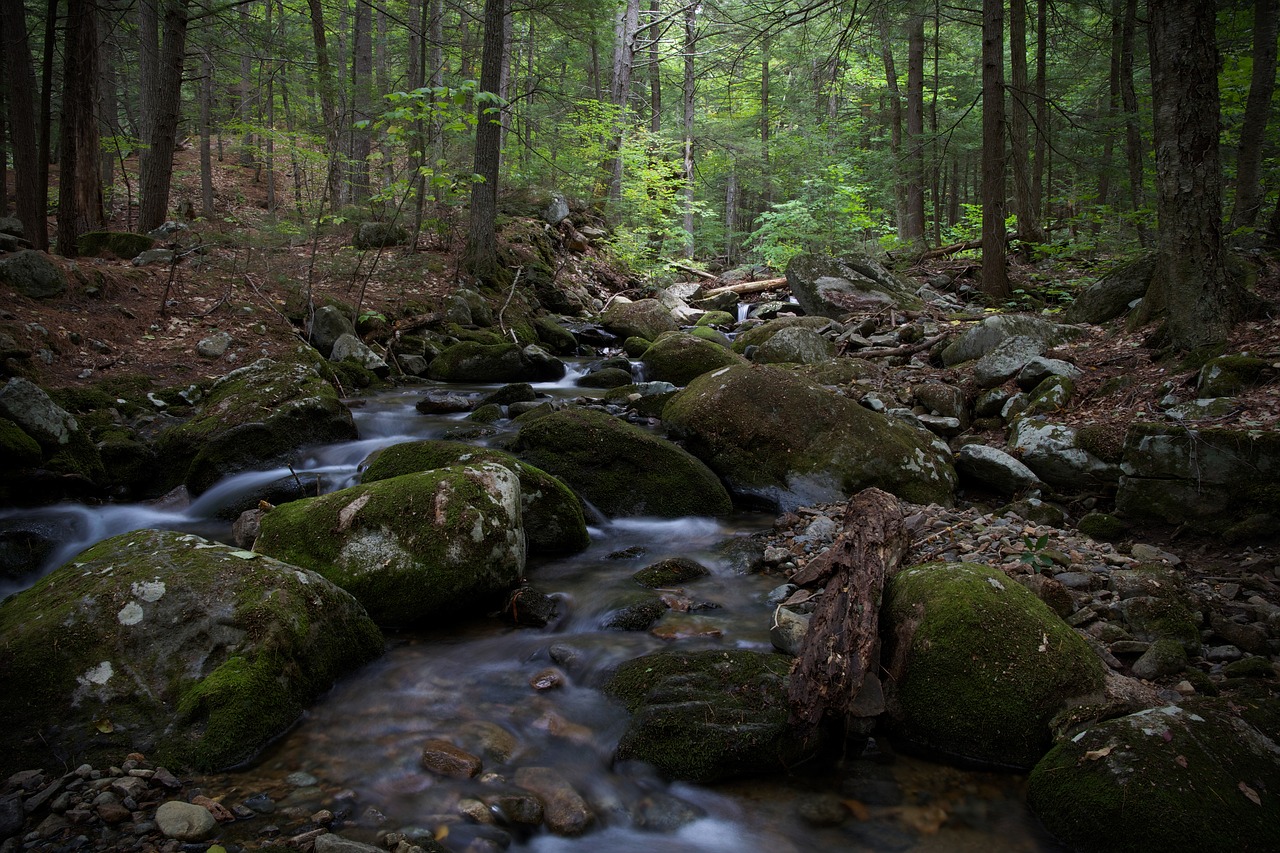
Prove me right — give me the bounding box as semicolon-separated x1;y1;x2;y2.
256;462;525;625
420;740;482;779
427;342;565;383
154;800;216;841
485;791;543;825
415;392;473;414
882;562;1106;768
1028;697;1280;851
795;793;849;827
601;298;679;342
604;649;825;782
633;557;710;588
0;530;382;775
503;585;560;627
601;596;666;631
513;767;593;836
314;833;385;853
640;331;745;386
577;367;633;388
512;406;731;518
786;252;923;318
631;792;705;831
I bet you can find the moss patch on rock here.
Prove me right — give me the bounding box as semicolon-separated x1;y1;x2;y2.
360;440;588;555
639;332;746;386
254;463;525;625
0;529;382;776
883;562;1106;769
1028;697;1280;852
511;407;732;518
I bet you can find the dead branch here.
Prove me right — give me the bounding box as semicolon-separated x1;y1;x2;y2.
669;261;720;282
840;331;948;359
701;277;790;298
787;488;908;728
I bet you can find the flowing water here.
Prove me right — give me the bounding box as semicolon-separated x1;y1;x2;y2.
1;367;1065;852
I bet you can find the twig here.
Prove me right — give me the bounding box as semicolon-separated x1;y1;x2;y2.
498;266;523;341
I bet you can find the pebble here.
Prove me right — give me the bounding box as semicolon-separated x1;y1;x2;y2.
283;771;318;788
154;800;216;841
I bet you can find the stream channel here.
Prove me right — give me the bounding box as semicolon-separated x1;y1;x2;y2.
2;363;1066;853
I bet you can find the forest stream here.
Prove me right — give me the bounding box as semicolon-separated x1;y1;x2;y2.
0;365;1067;853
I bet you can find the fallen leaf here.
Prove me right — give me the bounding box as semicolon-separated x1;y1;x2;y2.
1161;729;1173;742
1239;781;1262;806
1175;755;1188;768
94;718;114;733
1083;744;1113;761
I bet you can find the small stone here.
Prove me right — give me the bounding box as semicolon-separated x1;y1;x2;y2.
154;800;217;841
513;767;594;836
1218;583;1241;601
196;331;233;359
191;795;235;822
284;771;318;788
241;793;275;814
420;739;482;779
1205;644;1244;662
795;793;849;827
95;801;132;824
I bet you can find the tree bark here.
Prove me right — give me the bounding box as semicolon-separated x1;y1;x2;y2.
648;0;661;133
787;488;908;728
1229;0;1278;231
681;2;695;256
761;33;771;206
905;13;926;245
1009;0;1041;244
306;0;341;206
878;16;905;239
1032;0;1048;229
1120;0;1147;245
1145;0;1235;350
462;0;507;282
606;0;641;210
138;0;190;233
199;49;214;218
0;0;46;248
981;0;1010;298
56;0;104;255
349;0;373;203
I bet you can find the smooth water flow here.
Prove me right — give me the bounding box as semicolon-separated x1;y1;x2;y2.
2;379;1064;852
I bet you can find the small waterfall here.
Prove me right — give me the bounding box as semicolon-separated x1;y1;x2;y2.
735;302;750;323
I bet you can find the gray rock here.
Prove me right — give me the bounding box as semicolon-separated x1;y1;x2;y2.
601;298;679;342
973;336;1047;388
543;194;570;224
313;834;384;853
0;250;66;298
428;341;565;383
0;377;78;448
1016;356;1083;390
132;248;176;266
914;381;967;422
308;305;356;358
398;354;428;376
751;326;835;365
1130;636;1187;679
513;767;593;836
941;314;1083;367
155;801;216;841
1061;254;1154;324
974;388;1011;418
443;293;473;325
1008;418;1119;490
785;252;923;319
770;607;810;656
352;221;408;250
955;444;1042;495
0;215;24;237
330;333;388;373
196;331;233;359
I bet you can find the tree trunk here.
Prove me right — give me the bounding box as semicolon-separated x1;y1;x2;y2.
761;33;771;206
0;83;7;215
1120;0;1147;245
1229;0;1278;231
0;0;47;248
1145;0;1235;351
1032;0;1048;229
56;0;104;255
606;0;641;210
97;0;122;207
349;0;373;204
878;16;905;239
1009;0;1041;244
648;0;661;133
462;0;507;282
199;50;214;218
682;2;695;257
787;489;908;728
138;0;190;233
307;0;341;206
905;13;926;245
981;0;1010;298
725;168;738;264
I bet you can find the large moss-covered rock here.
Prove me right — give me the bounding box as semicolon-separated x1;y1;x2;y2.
603;649;824;782
255;463;525;626
0;250;66;298
639;331;745;386
730;316;835;355
750;326;835;365
0;529;382;776
882;562;1106;769
75;231;155;260
510;407;732;518
1116;424;1280;540
1062;253;1155;325
1027;696;1280;852
941;314;1084;367
662;364;956;511
601;298;679;341
0;377;105;490
155;356;357;495
785;252;923;318
426;341;565;383
360;440;589;555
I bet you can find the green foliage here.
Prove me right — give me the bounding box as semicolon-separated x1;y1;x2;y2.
746;164;885;269
1019;534;1055;574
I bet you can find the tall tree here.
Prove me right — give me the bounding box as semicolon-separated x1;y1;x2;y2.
1228;0;1278;231
1145;0;1237;350
980;0;1009;297
1119;0;1146;244
0;0;46;248
681;1;696;255
1008;0;1041;243
138;0;190;233
904;11;926;245
56;0;104;255
463;0;508;281
606;0;641;210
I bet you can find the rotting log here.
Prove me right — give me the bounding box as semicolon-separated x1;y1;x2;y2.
786;487;908;728
701;277;789;298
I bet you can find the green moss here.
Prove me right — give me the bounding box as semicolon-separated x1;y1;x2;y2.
633;557;709;588
1076;511;1128;541
75;231;155;259
1024;376;1075;416
0;418;41;468
622;336;651;357
884;562;1106;769
533;317;578;355
695;311;736;327
687;326;733;347
1076;424;1126;463
640;332;745;386
1222;656;1277;679
729;316;832;354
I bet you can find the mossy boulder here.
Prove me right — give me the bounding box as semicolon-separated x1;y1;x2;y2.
360;440;589;555
0;529;382;777
785;252;923;318
603;649;824;782
601;298;679;341
533;316;579;355
254;463;526;626
577;367;634;389
940;314;1084;367
0;377;105;492
0;417;42;471
155;356;358;495
882;562;1106;769
750;325;835;365
730;316;834;355
1195;355;1274;398
1061;253;1155;325
639;331;746;386
632;557;710;588
1027;697;1280;852
0;249;66;299
662;364;956;511
695;310;736;327
75;231;155;259
426;341;566;383
510;407;732;518
1116;424;1280;539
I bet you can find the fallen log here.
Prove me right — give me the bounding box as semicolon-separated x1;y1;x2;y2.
839;331;948;359
700;277;789;298
669;261;720;282
786;487;908;728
